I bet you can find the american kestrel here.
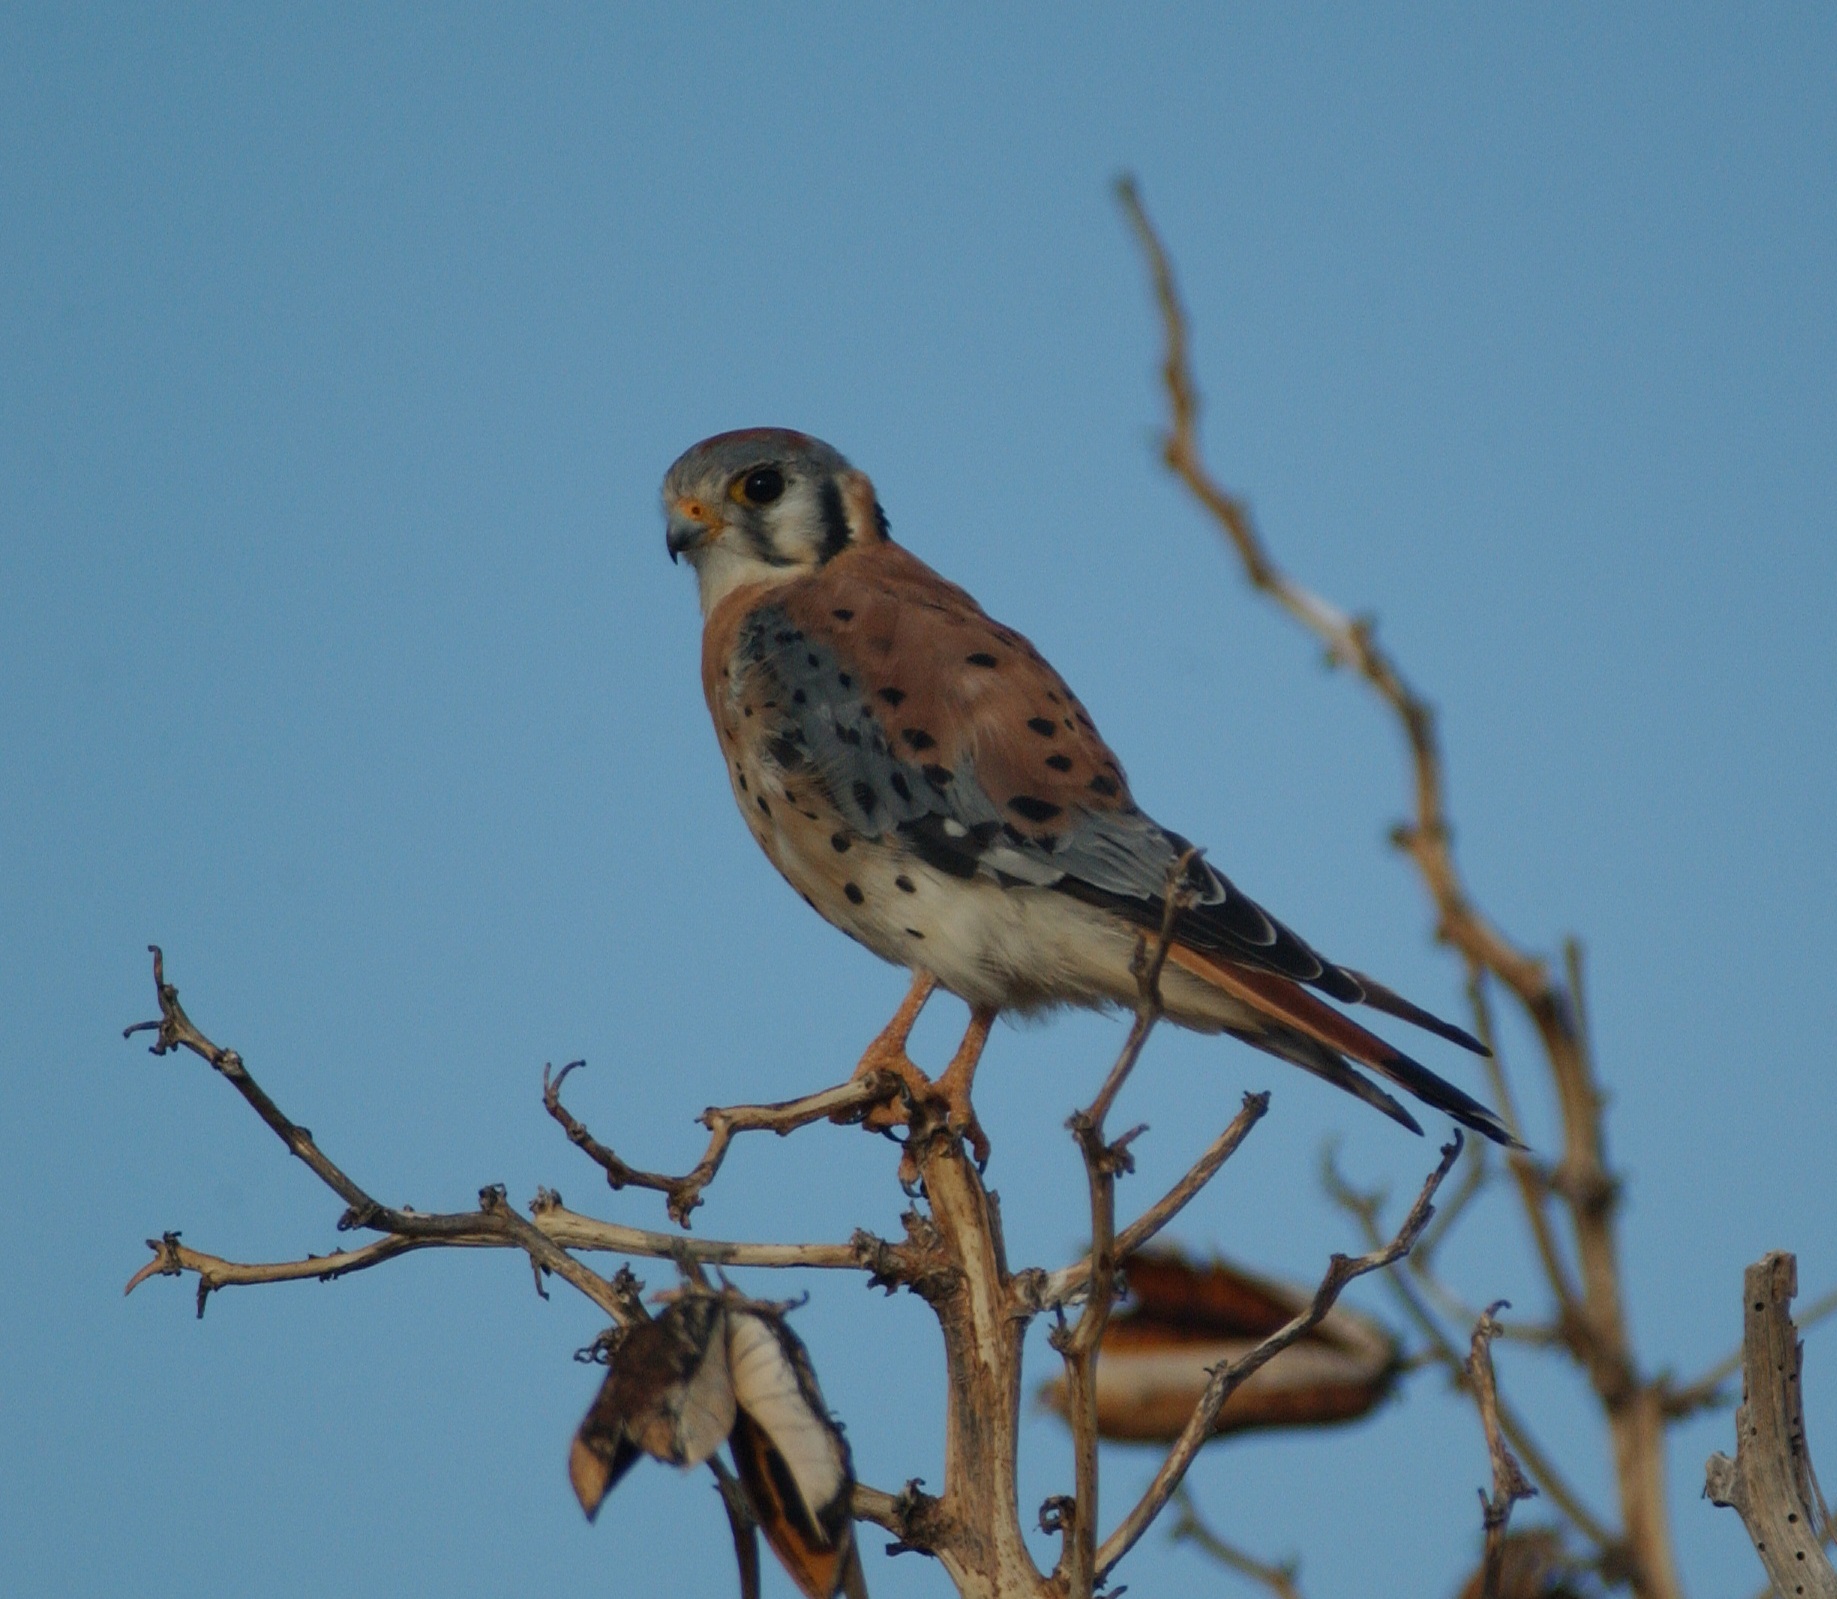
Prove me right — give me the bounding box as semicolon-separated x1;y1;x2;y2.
663;429;1513;1158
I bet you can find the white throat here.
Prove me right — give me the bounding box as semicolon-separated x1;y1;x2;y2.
691;542;808;619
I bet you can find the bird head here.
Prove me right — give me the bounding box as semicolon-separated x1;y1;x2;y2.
661;429;889;615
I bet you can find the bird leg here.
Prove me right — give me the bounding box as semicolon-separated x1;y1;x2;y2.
932;1005;996;1171
841;971;939;1134
837;977;996;1174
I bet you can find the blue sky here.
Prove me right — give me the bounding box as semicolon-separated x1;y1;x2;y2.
3;7;1833;1597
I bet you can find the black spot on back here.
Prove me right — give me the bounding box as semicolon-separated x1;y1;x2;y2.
1026;716;1056;737
877;686;907;706
1008;795;1062;823
1045;754;1073;772
901;728;936;752
895;875;915;893
844;882;864;905
889;771;912;802
830;832;851;852
1088;773;1120;797
832;608;854;621
966;652;998;668
922;764;952;790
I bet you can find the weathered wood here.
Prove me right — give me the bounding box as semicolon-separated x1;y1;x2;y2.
1704;1252;1836;1599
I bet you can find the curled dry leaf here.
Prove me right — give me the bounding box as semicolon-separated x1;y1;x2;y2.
569;1295;735;1517
569;1293;862;1599
1042;1247;1400;1443
726;1307;862;1599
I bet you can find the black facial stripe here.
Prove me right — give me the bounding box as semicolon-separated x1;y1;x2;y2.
816;479;851;563
744;517;796;567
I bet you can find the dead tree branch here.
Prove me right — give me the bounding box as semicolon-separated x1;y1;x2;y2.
546;1059;903;1227
1170;1486;1308;1599
1118;174;1682;1599
1705;1252;1837;1599
1470;1303;1539;1599
1094;1133;1462;1586
1050;858;1195;1598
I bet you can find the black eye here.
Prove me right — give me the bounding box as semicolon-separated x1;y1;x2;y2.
741;466;785;505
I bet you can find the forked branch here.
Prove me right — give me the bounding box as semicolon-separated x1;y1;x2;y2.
1094;1133;1463;1585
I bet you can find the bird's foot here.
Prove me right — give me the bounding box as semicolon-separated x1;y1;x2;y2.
843;1037;934;1137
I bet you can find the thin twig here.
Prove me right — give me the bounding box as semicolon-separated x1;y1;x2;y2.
123;1202;894;1315
1053;854;1198;1598
1027;1091;1269;1313
1095;1134;1463;1585
1120;177;1680;1599
545;1061;903;1227
1322;1147;1617;1553
125;948;640;1322
1170;1486;1307;1599
1469;1303;1538;1599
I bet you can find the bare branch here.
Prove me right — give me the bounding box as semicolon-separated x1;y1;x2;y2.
1027;1091;1269;1314
1119;177;1681;1599
1468;1303;1538;1599
126;949;641;1322
1705;1252;1837;1599
1668;1284;1837;1419
1052;855;1199;1597
1170;1487;1307;1599
1094;1134;1462;1585
1322;1147;1617;1554
546;1060;903;1227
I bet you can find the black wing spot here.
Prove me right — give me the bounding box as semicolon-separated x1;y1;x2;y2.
852;780;879;817
877;686;907;706
806;653;820;668
835;723;862;747
1045;754;1073;772
1035;831;1058;852
889;771;912;802
837;672;852;688
767;733;807;770
900;728;937;752
792;689;807;705
905;927;924;939
832;608;854;622
844;882;864;905
922;764;952;790
830;832;851;853
736;771;749;792
1026;716;1056;737
1008;795;1062;823
1088;774;1119;797
774;629;801;645
895;875;916;893
756;795;771;816
966;652;998;668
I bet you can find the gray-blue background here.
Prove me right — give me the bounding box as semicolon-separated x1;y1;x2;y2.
4;7;1832;1596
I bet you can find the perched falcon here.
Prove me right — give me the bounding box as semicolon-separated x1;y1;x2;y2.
663;429;1515;1155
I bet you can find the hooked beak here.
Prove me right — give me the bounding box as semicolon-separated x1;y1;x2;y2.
665;499;720;563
